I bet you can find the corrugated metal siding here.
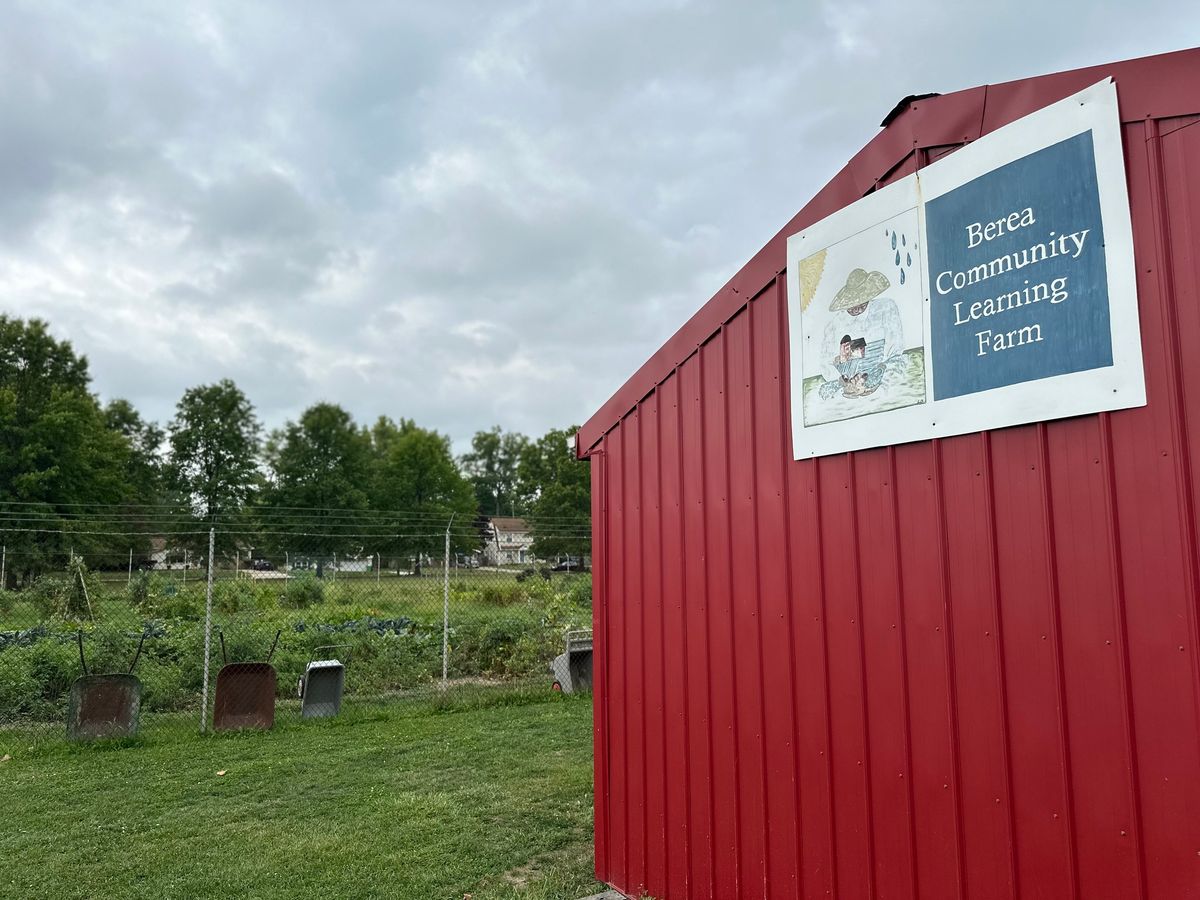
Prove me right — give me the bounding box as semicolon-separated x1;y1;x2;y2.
585;51;1200;900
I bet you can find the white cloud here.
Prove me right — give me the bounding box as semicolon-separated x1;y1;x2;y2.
1;0;1195;449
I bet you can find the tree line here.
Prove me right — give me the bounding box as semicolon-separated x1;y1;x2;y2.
0;316;588;585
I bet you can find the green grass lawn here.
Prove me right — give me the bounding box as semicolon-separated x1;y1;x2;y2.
0;690;604;899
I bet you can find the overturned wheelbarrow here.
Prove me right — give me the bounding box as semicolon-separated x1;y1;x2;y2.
212;630;281;732
550;629;593;694
68;631;147;741
296;645;350;720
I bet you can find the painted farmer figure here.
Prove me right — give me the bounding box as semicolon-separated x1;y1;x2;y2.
819;268;905;397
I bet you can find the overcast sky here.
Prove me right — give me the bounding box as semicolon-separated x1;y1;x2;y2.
3;1;1195;449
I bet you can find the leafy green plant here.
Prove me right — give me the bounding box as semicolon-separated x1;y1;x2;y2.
280;572;325;609
126;572;200;619
26;557;96;621
213;579;256;614
476;583;526;606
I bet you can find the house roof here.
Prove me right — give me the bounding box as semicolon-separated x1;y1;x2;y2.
488;516;529;532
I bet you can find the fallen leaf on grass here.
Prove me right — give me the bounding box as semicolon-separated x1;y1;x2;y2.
1;755;11;763
216;770;227;776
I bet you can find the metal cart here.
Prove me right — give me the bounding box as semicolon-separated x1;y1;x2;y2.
297;645;350;719
212;630;281;731
550;629;593;694
67;631;147;741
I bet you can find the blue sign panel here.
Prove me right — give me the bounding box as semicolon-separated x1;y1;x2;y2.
926;132;1112;399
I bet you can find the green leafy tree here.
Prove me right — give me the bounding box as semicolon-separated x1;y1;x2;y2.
372;423;478;573
261;403;373;558
519;426;590;560
0;317;139;585
166;379;261;551
104;398;165;504
460;426;529;517
367;415;410;461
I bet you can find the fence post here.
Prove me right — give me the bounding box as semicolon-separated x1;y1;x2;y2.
442;514;454;688
200;528;215;734
1;544;5;590
128;548;133;585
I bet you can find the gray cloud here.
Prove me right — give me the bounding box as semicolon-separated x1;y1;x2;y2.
1;0;1195;448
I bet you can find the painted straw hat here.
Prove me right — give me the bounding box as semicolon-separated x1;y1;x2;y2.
829;268;890;311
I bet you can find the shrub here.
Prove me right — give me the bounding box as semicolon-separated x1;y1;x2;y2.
477;583;526;607
281;572;324;609
213;579;256;614
127;570;160;611
127;573;201;619
562;574;592;609
26;558;96;621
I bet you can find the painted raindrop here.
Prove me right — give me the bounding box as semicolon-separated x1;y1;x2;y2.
900;268;906;285
902;234;907;247
891;233;897;250
895;250;901;266
906;252;912;266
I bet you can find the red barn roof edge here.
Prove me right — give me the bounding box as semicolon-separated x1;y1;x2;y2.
577;45;1200;457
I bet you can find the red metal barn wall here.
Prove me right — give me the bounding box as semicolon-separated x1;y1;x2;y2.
578;49;1200;900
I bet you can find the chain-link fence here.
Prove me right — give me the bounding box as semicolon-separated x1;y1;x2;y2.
0;512;592;751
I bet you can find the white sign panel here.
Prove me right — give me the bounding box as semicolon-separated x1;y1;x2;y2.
786;79;1144;459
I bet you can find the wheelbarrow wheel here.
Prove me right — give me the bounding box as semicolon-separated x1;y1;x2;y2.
552;681;563;692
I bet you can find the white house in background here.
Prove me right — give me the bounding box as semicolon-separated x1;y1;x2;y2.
482;516;535;566
148;536;195;570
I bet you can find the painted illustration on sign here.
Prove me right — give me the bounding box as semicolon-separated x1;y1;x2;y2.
798;208;926;426
786;78;1144;460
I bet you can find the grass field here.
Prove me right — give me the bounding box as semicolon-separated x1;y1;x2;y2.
0;688;604;899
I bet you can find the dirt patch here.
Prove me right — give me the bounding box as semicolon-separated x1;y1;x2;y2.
487;840;594;893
